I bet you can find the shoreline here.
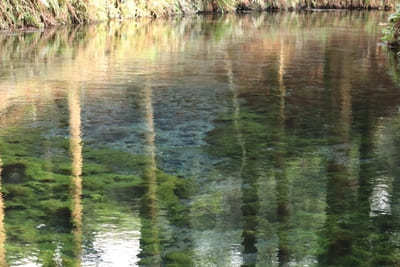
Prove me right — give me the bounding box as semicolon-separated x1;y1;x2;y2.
0;7;392;35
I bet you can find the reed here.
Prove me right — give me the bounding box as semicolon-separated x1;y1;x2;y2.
0;0;394;30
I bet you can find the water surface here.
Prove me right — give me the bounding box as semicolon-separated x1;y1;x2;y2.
0;11;399;266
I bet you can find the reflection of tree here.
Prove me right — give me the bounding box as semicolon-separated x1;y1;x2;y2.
354;99;376;263
367;43;400;266
388;125;400;265
68;85;83;266
275;38;290;267
225;53;255;266
0;157;6;266
232;36;292;266
351;81;400;266
241;160;260;267
317;37;400;266
138;84;161;266
358;85;399;266
1;10;400;266
137;83;194;266
318;46;358;266
224;52;259;266
386;117;400;265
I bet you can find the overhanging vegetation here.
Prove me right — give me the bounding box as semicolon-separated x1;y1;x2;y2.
0;0;395;30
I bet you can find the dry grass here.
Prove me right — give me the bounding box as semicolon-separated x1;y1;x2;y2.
0;0;395;30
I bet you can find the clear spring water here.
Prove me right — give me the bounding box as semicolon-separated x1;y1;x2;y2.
0;11;399;266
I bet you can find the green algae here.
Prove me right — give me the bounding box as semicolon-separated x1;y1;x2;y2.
164;250;194;266
0;127;194;266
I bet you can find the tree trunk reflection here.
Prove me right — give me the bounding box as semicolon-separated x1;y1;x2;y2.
138;84;161;266
0;157;6;266
275;38;290;267
68;85;83;266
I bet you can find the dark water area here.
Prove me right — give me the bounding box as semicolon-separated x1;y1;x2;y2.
0;11;399;266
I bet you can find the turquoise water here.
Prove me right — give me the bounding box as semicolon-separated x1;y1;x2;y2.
0;11;399;266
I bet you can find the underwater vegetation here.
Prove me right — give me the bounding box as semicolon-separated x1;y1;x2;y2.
0;126;193;266
199;27;400;264
205;83;400;266
1;9;400;266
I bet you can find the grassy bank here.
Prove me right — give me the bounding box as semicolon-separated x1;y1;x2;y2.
0;0;395;30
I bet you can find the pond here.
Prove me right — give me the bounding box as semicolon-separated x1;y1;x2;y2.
0;11;399;267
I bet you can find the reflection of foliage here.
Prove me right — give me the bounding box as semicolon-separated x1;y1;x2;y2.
207;96;400;265
1;9;399;267
383;6;400;48
0;11;390;97
206;96;327;264
386;50;400;84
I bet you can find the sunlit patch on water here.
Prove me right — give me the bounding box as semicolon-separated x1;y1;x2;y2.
11;253;39;267
230;244;243;267
83;225;141;266
370;176;392;217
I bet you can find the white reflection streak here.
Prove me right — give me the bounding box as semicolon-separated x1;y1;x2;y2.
370;176;392;217
230;244;243;267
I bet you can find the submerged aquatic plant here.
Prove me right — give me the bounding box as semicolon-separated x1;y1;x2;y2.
0;126;193;265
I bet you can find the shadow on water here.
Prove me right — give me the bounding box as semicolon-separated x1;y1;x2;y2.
0;10;399;267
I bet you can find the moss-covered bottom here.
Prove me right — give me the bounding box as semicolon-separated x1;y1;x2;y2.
0;127;193;266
